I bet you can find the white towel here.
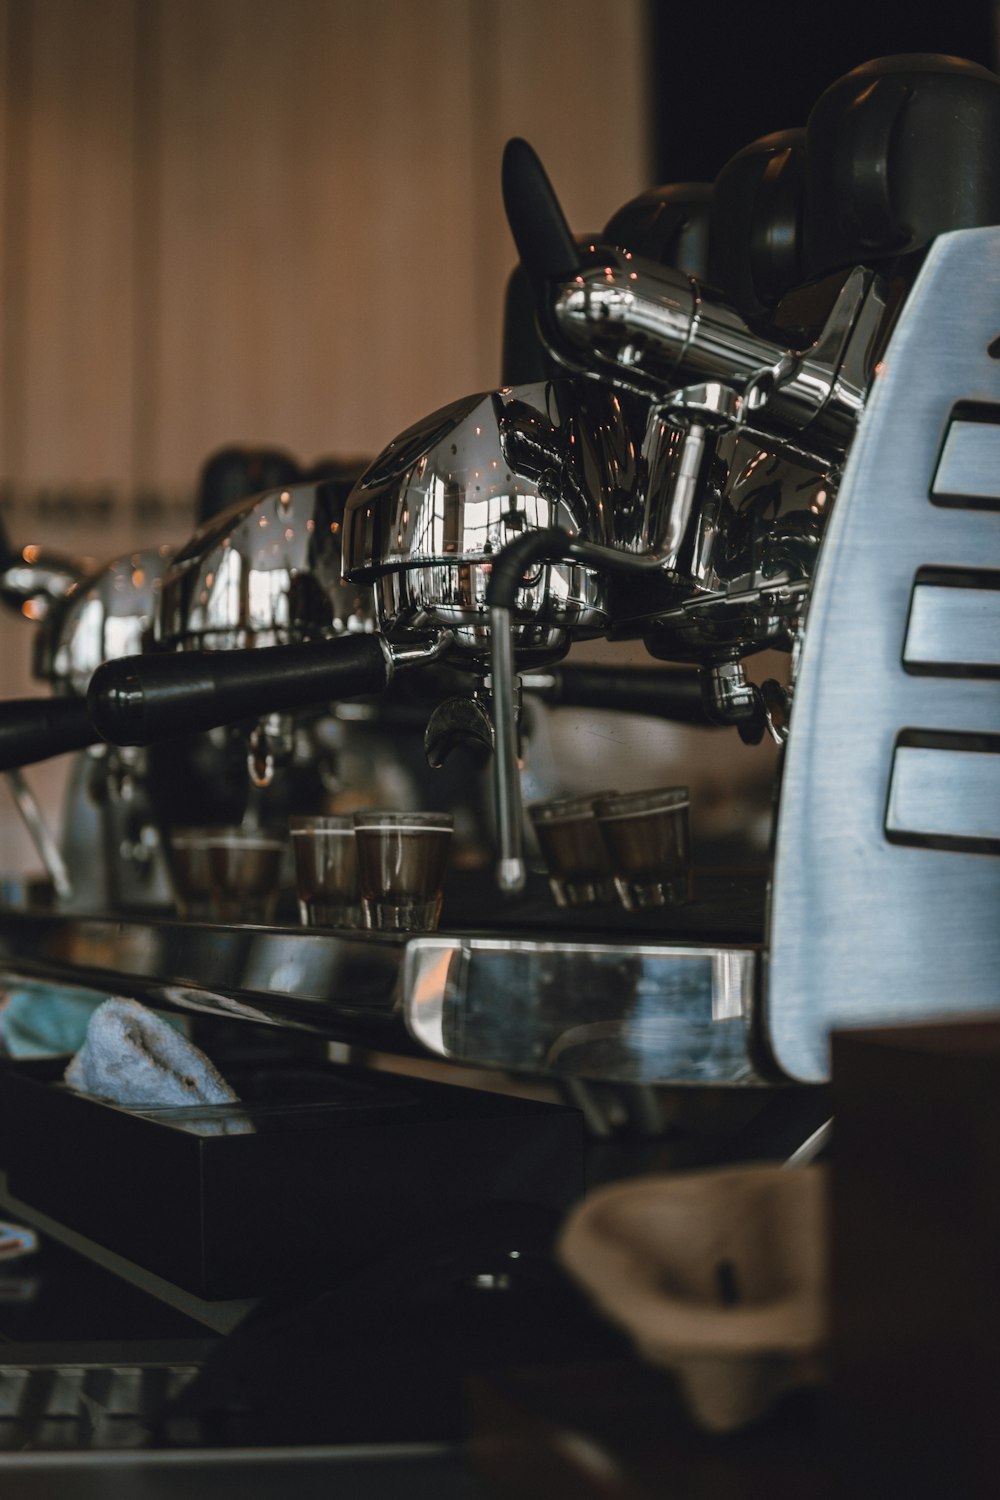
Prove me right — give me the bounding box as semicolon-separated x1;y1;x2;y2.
64;997;239;1109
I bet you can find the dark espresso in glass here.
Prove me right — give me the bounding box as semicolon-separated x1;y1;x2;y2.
353;812;453;931
593;788;690;909
291;816;360;928
528;792;618;907
206;835;284;923
170;828;282;922
169;834;214;919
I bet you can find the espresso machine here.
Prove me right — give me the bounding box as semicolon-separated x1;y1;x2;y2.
0;447;337;912
1;54;996;1101
0;54;998;1475
0;524;183;910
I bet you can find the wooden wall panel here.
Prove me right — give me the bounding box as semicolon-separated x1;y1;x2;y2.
463;0;653;409
0;0;651;879
2;0;651;499
149;0;651;481
12;0;136;494
0;2;7;474
150;0;487;477
488;0;651;232
1;0;26;507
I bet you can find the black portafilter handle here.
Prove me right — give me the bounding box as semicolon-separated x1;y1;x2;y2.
533;663;716;727
87;635;392;747
501;137;582;293
0;697;100;772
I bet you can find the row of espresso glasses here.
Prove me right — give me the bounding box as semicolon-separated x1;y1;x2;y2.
527;787;691;912
169;813;453;932
291;811;453;931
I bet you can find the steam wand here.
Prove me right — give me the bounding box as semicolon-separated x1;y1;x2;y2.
484;523;788;893
484;527;676;895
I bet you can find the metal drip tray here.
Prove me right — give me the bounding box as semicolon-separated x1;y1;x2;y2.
0;871;766;1084
0;909;410;1047
404;934;760;1083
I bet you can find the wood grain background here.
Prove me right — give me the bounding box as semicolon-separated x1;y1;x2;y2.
0;0;651;874
1;0;650;521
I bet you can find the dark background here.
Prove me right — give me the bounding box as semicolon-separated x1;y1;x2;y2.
649;0;997;183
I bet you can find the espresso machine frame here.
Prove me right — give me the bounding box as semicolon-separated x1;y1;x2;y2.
1;65;998;1098
767;225;1000;1080
3;222;996;1092
384;225;1000;1085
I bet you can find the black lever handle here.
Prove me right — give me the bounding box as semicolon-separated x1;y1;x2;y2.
502;137;581;292
0;697;100;771
532;663;716;727
88;635;392;746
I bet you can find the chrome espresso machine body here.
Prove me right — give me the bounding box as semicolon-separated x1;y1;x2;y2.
39;54;998;1090
0;450;364;910
0;543;178;910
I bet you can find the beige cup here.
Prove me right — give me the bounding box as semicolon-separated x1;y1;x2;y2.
558;1164;829;1432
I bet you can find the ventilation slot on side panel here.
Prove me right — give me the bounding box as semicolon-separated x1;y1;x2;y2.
932;402;1000;510
886;731;1000;854
904;568;1000;677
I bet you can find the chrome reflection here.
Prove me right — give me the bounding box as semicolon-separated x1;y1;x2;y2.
343;380;640;663
403;935;761;1084
36;545;175;695
156;478;374;651
619;425;836;661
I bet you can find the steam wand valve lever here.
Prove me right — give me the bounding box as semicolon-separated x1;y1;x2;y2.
504;140;884;463
501;136;582;296
484;524;711;894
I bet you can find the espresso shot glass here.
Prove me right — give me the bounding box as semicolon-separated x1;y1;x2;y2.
290;815;360;929
168;831;215;920
352;810;453;932
593;787;691;910
527;792;619;908
203;829;285;924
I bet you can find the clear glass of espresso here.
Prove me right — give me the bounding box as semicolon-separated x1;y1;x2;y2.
168;831;215;920
527;791;619;908
290;815;360;928
352;810;453;932
205;829;285;924
593;787;691;909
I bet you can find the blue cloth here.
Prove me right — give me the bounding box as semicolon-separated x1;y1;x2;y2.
0;984;106;1057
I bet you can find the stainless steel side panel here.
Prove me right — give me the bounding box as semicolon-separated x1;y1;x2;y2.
766;227;1000;1082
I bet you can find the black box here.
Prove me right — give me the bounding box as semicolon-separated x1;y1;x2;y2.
1;1063;584;1301
831;1018;1000;1498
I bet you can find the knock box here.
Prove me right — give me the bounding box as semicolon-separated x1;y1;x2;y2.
0;1061;584;1301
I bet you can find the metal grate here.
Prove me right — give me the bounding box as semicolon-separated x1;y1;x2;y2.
0;1361;200;1451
